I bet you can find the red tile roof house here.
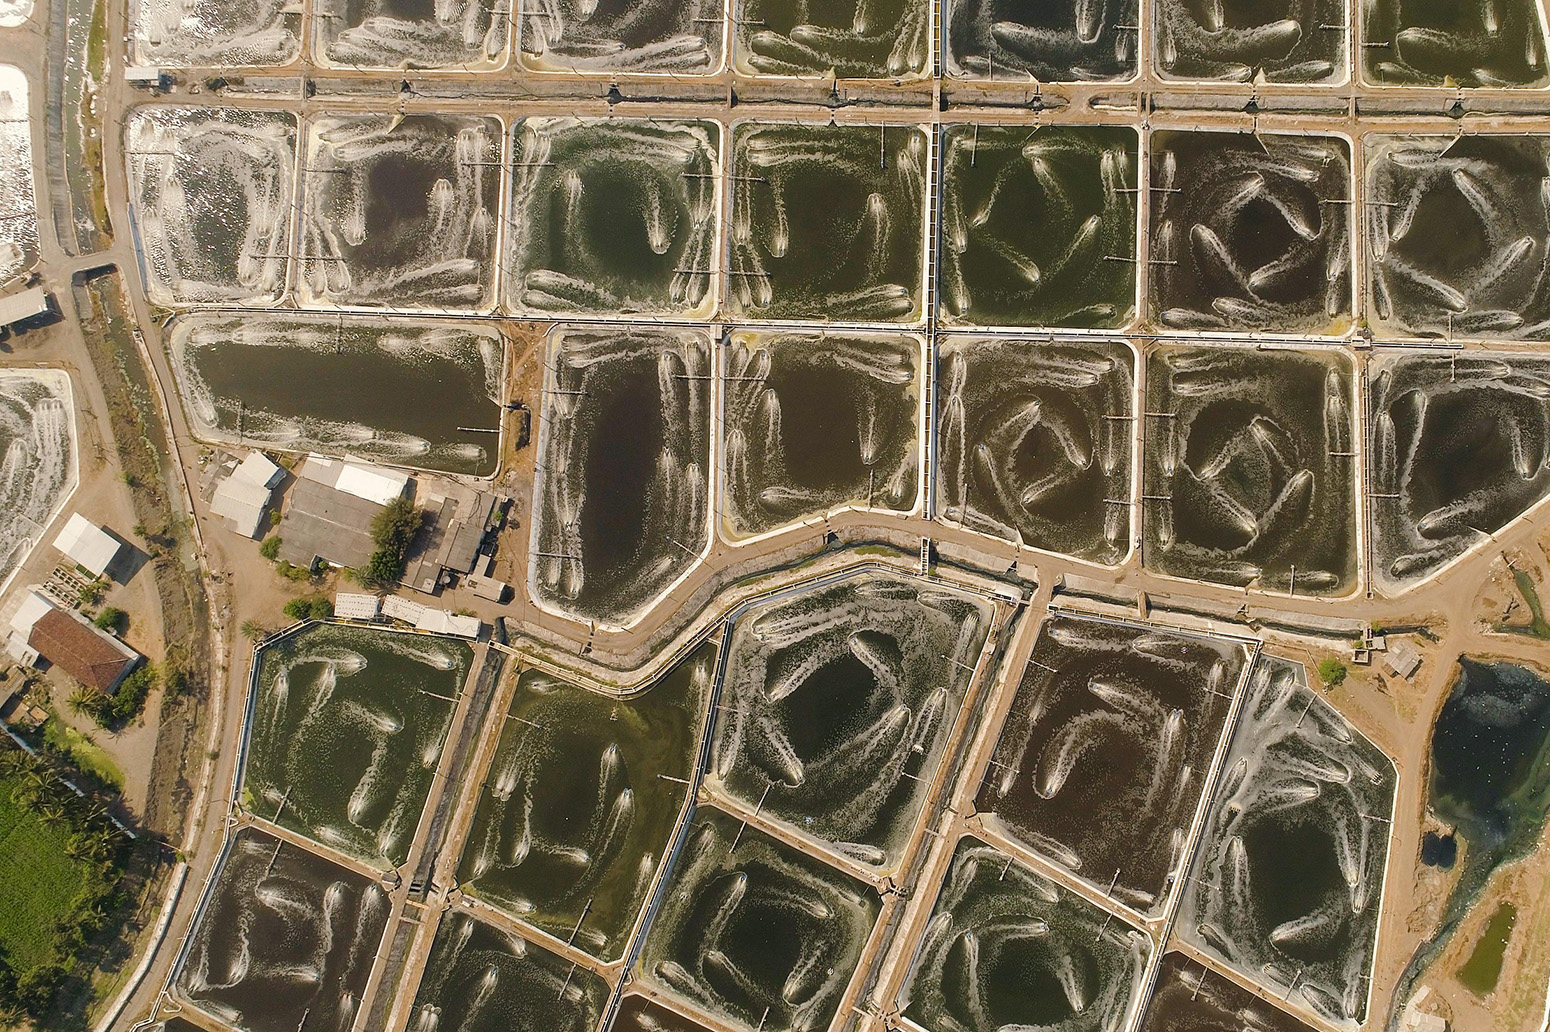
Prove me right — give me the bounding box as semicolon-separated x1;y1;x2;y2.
10;591;141;694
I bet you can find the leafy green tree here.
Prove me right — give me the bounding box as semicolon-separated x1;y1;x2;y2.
360;497;422;588
1317;658;1348;689
259;535;281;560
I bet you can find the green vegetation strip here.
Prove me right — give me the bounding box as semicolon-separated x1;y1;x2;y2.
0;749;127;1018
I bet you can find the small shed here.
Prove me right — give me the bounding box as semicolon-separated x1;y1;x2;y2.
0;287;52;328
211;451;285;539
1384;641;1423;680
333;592;381;621
53;514;123;578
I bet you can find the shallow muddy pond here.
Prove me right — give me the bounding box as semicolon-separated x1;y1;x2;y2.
637;808;880;1032
1366;134;1550;342
408;911;610;1032
173;313;504;476
722;331;920;538
244;624;472;866
300;114;500;311
901;837;1150;1032
126;106;296;306
976;615;1245;915
530;326;711;628
730;122;927;324
945;0;1138;80
458;642;714;962
939;125;1137;329
1392;659;1550;1013
1150;131;1352;334
1178;656;1394;1028
712;569;993;869
1143;345;1358;595
507;118;719;319
176;828;389;1032
1368;351;1550;594
936;336;1133;563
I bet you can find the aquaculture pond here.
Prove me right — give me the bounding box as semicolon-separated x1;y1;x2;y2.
637;808;881;1032
901;837;1150;1032
1154;0;1346;82
938;125;1137;329
944;0;1138;80
612;995;719;1032
721;331;921;538
176;828;390;1032
131;0;302;65
530;326;711;628
172;313;504;476
312;0;503;68
519;0;724;72
406;911;610;1032
936;336;1134;564
1143;345;1358;595
712;569;994;870
1150;131;1352;334
457;642;714;963
1137;952;1319;1032
0;66;37;287
506;118;720;319
1368;351;1550;594
243;624;472;867
733;0;928;77
730;122;927;324
1392;659;1550;1012
1178;656;1395;1029
299;114;501;311
1362;0;1548;86
125;106;296;306
976;615;1246;916
1366;134;1550;342
0;371;75;596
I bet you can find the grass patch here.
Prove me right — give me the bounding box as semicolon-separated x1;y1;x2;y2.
0;748;127;1016
40;722;123;791
1504;570;1550;641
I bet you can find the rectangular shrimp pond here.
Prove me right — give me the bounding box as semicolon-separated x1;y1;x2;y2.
170;312;506;476
241;623;474;867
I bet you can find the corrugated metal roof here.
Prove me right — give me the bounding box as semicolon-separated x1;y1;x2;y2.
277;479;383;569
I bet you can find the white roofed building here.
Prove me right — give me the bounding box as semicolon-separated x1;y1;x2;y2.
53;513;123;578
210;451;285;539
298;456;411;506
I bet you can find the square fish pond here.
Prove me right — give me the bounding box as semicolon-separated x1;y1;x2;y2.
729;122;928;325
636;807;882;1032
899;836;1152;1032
242;623;474;868
710;568;996;871
721;330;923;540
456;642;715;963
974;614;1248;917
506;118;721;320
175;828;390;1032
